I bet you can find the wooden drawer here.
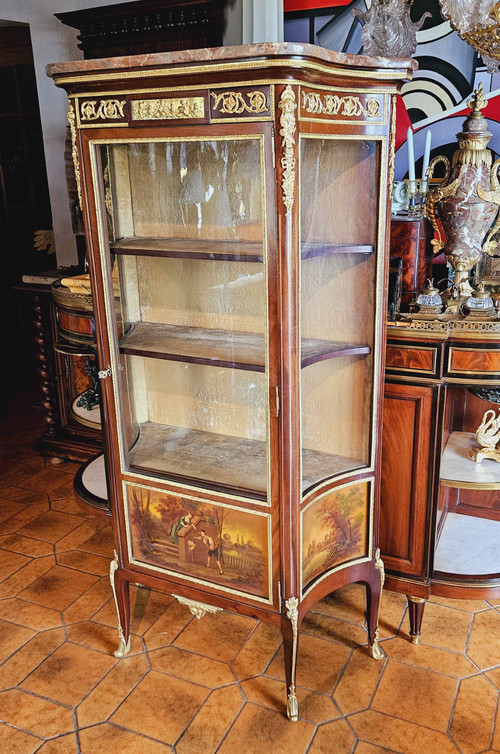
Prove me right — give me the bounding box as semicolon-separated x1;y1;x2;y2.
446;345;500;379
386;342;439;377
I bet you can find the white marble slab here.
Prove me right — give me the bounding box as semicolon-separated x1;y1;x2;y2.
441;431;500;488
434;512;500;575
81;454;108;501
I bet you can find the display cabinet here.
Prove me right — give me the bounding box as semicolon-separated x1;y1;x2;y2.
381;323;500;643
48;43;413;718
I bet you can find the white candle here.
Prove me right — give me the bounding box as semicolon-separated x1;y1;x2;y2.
407;127;416;183
422;130;432;180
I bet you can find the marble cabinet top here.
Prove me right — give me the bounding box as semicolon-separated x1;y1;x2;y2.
47;41;415;79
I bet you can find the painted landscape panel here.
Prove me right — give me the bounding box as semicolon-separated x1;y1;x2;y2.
126;483;270;599
302;481;369;590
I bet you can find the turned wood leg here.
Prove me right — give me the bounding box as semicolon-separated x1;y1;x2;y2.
33;295;59;437
365;548;385;660
282;597;299;722
407;596;426;644
110;551;131;658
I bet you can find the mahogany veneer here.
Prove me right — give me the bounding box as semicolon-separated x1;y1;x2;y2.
385;344;436;375
389;216;433;309
447;345;500;375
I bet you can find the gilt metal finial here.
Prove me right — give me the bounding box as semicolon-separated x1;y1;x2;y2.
467;83;487;116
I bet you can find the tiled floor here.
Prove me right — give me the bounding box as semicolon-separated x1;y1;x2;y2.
0;400;499;753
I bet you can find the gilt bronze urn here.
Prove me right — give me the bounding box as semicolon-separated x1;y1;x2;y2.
425;84;500;297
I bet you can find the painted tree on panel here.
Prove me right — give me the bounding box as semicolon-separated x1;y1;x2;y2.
302;483;368;588
318;486;365;570
129;486;155;550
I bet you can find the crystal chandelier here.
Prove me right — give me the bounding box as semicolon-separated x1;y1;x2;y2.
439;0;497;33
352;0;431;58
439;0;500;73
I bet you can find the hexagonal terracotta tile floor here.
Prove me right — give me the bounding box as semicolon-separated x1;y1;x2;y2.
0;401;499;753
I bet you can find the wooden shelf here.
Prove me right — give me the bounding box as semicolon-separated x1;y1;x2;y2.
112;237;264;262
129;422;363;498
301;338;370;367
440;431;500;490
300;242;373;260
111;236;373;262
119;322;370;371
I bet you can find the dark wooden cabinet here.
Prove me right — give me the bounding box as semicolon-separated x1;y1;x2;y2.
14;281;102;465
380;380;437;577
48;42;414;718
381;324;500;643
55;0;225;60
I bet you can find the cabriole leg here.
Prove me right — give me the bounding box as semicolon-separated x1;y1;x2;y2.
366;548;385;660
282;597;299;722
110;551;131;658
407;596;426;644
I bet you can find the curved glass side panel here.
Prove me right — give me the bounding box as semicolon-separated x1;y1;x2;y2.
300;136;380;494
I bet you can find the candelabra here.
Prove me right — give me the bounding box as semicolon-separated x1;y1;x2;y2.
439;0;500;74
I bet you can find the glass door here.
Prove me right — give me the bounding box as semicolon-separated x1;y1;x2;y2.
94;134;271;502
299;135;381;494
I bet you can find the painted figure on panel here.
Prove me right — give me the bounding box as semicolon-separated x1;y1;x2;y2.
128;485;269;598
302;483;369;589
195;529;224;574
170;511;196;544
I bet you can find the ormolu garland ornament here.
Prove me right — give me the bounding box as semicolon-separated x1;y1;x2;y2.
425;84;500;297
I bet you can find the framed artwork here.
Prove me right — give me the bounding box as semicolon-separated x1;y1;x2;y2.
301;481;370;591
125;483;271;600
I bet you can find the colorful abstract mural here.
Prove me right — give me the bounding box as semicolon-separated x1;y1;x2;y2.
284;0;500;180
126;484;270;599
301;482;369;590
